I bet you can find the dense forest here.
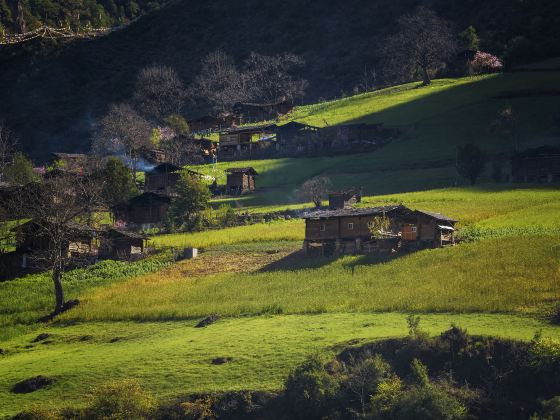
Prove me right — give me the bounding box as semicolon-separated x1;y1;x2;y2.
0;0;559;160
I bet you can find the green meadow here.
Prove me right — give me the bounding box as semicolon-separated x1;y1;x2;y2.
2;71;560;417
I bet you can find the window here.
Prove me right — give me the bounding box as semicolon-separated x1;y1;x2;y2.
348;223;354;230
320;224;326;232
411;226;417;233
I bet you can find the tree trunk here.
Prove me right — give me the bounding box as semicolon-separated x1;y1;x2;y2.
52;265;65;314
421;67;431;86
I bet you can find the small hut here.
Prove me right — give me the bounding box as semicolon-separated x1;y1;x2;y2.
144;163;182;193
511;146;560;183
225;167;258;195
100;228;149;260
112;192;173;227
13;220;99;260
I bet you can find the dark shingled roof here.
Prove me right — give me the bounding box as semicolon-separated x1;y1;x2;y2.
105;227;148;240
51;152;88;159
148;162;182;173
225;167;258;175
302;205;406;219
223;124;276;134
412;210;457;223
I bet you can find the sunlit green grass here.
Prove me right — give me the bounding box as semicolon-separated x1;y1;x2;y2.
0;254;173;342
151;219;304;249
1;313;559;418
65;236;560;322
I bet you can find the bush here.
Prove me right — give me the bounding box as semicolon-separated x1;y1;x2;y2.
87;379;155;420
14;405;63;420
531;396;560;420
284;354;340;419
390;384;467;420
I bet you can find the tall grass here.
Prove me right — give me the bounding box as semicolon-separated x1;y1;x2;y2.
65;236;560;322
151;219;304;249
0;253;174;341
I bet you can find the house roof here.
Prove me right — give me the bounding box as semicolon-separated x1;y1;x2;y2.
148;162;182;173
276;121;319;131
302;205;406;219
105;227;149;240
225;167;258;176
51;152;88;160
222;124;276;134
412;210;457;223
12;220;99;234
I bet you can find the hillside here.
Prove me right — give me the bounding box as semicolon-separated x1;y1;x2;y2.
2;185;560;416
1;0;560;159
187;71;560;206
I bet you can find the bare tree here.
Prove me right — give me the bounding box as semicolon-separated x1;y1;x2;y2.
296;176;332;207
8;173;103;316
133;65;187;122
93;103;151;181
193;50;249;112
0;123;16;183
244;52;307;103
382;7;456;85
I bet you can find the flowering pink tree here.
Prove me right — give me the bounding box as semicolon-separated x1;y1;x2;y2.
470;51;503;74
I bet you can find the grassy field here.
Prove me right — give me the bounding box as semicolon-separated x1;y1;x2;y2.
2;72;560;417
63;236;560;322
1;313;559;417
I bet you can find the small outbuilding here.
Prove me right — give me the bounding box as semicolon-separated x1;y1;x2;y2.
511;146;560;183
112;191;173;228
100;228;149;260
225;167;258;195
144;162;182;193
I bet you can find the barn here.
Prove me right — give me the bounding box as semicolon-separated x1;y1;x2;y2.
144;163;182;193
225;167;258;195
100;228;149;260
302;200;457;256
112;191;173;228
511;146;560;183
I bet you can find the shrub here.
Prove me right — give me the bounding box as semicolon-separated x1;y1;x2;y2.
87;379;156;420
531;396;560;420
345;354;393;415
13;405;63;420
469;51;503;75
180;395;215;419
284;354;340;419
390;384;467;420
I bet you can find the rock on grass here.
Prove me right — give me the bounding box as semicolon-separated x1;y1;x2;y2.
195;314;220;328
11;376;54;394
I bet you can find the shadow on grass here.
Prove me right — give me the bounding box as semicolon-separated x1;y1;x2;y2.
259;248;409;273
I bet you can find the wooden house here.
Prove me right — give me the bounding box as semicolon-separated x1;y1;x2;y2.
218;124;275;161
317;123;397;152
302;205;408;256
328;190;362;210
302;201;457;256
511;146;560;183
189;114;238;134
112;191;173;228
233;100;293;123
275;122;319;154
398;210;457;249
13;220;99;261
225;167;258;195
100;228;149;260
141;147;167;164
144;162;182;193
